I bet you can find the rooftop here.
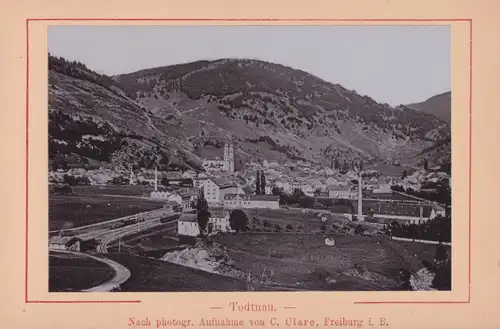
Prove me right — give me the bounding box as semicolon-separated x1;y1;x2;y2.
178;213;198;223
224;194;280;201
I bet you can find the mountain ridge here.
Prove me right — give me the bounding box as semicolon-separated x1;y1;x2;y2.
48;55;450;172
406;91;451;124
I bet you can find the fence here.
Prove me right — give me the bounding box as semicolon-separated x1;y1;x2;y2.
391;236;451;246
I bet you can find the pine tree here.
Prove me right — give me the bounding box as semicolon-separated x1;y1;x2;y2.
402;169;407;179
196;188;210;237
424;159;429;171
260;170;266;195
256;171;261;195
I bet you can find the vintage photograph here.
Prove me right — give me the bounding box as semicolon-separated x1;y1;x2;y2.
47;25;451;292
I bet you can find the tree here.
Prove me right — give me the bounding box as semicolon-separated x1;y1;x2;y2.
255;171;261;195
402;169;407;179
354;225;365;235
272;186;283;195
196;188;210;237
431;244;451;290
229;209;249;233
260;170;266;195
424;159;429;171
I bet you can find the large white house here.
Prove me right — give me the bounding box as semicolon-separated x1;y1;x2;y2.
223;194;280;209
201;177;243;204
202;142;235;173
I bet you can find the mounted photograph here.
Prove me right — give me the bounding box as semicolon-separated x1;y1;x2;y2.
47;25;451;293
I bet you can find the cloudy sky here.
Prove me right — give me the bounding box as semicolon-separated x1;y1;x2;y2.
48;25;450;106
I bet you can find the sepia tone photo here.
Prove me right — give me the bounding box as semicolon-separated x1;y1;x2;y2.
47;25;452;293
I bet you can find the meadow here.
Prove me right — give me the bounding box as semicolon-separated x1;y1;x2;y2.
209;233;445;291
49;194;164;231
49;252;115;292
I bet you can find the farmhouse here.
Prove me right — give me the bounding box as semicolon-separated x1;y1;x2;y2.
223;194;280;209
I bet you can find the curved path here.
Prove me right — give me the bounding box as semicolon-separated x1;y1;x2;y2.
51;250;130;292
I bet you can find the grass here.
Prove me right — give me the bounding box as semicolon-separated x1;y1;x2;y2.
49;252;115;292
105;253;252;292
208;233;446;291
49;194;164;230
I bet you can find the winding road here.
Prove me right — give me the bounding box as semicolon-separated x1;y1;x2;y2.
51;210;181;292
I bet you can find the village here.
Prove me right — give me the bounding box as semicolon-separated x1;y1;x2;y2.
49;140;450;242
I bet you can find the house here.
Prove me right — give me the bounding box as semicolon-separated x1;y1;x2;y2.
177;213;201;238
164;177;194;188
193;176;211;189
223;194;280;209
50;236;98;252
430;204;446;220
366;202;434;225
182;170;198;179
49;236;83;251
327;185;357;199
373;183;392;194
208;207;231;233
180;190;198;212
150;190;183;204
202;177;243;204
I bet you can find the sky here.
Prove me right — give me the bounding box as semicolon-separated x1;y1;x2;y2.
48;25;450;106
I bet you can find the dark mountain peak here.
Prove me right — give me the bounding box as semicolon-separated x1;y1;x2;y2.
406;91;451;124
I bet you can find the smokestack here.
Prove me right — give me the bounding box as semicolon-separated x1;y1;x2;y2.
357;168;363;221
154;166;158;192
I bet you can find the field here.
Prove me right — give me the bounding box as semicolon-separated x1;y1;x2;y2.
208;233;446;291
70;185;155;197
244;208;352;231
105;253;253;292
49;194;164;230
49;252;115;292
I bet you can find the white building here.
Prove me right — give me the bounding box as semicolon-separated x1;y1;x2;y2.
327;185;357;199
202;177;243;204
150;190;183;204
430;204;446;220
223;194;280;209
202;142;235;173
177;210;232;237
208;207;231;233
373;183;392;194
49;236;81;251
177;213;200;237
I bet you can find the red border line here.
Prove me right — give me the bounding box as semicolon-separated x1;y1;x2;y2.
28;18;469;22
26;18;471;305
25;17;30;304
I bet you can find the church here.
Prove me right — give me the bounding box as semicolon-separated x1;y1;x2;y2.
202;142;235;173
